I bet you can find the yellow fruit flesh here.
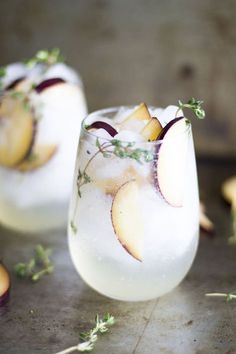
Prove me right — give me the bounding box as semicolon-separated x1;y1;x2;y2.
111;180;144;261
0;96;34;167
141;117;162;141
16;144;57;172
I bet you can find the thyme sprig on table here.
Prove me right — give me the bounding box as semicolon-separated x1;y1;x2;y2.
54;313;115;354
206;291;236;302
76;138;153;198
15;245;54;282
177;98;205;119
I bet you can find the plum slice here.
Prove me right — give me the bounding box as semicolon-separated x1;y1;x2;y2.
154;117;189;207
122;102;151;122
0;262;10;306
141;117;162;141
87;121;118;137
0;96;34;167
120;102;152;132
111;180;143;261
35;78;65;93
5;77;26;90
16;144;57;172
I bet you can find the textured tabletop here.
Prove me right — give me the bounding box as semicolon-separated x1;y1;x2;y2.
0;157;236;354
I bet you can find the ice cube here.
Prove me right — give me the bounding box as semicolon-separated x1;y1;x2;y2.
113;106;133;124
158;105;183;126
114;130;145;143
150;107;164;118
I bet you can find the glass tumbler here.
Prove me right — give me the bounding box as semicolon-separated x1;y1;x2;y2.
68;106;199;301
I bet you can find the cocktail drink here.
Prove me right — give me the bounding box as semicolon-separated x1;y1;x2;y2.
0;50;87;232
68;101;202;301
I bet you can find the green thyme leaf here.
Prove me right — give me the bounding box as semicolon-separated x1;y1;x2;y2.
177;98;205;119
15;244;53;282
26;48;64;68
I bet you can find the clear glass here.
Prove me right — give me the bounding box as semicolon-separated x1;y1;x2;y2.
0;75;87;233
68;106;199;301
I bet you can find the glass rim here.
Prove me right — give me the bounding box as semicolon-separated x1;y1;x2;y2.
81;105;191;145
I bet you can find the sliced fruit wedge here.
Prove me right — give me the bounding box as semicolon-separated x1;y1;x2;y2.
141;117;162;141
13;78;34;92
222;176;236;205
16;144;57;172
154;117;189;207
111;180;144;261
0;96;34;167
87;121;118;137
35;78;65;93
124;102;151;121
120;102;151;131
5;77;26;90
0;262;10;306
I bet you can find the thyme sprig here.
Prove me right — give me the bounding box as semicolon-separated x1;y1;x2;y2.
54;314;115;354
206;291;236;302
26;48;64;68
70;138;153;234
177;98;205;119
15;245;54;282
76;138;152;199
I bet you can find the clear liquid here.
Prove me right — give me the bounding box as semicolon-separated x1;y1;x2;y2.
68;129;199;301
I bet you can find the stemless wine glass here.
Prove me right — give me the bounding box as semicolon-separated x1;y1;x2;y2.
68;106;199;301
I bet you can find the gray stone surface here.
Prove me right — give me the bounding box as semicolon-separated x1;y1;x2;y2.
0;158;236;354
0;0;236;157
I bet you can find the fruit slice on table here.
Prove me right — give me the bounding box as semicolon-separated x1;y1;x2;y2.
35;78;65;93
222;176;236;205
141;117;162;141
16;144;57;172
87;121;118;137
0;262;10;307
154;117;189;207
111;180;144;261
0;96;34;167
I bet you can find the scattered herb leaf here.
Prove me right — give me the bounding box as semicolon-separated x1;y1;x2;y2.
54;313;115;354
15;245;54;282
206;291;236;301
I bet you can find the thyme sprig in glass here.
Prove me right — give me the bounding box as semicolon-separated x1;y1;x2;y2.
54;313;115;354
70;137;153;233
15;244;54;282
76;138;153;198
